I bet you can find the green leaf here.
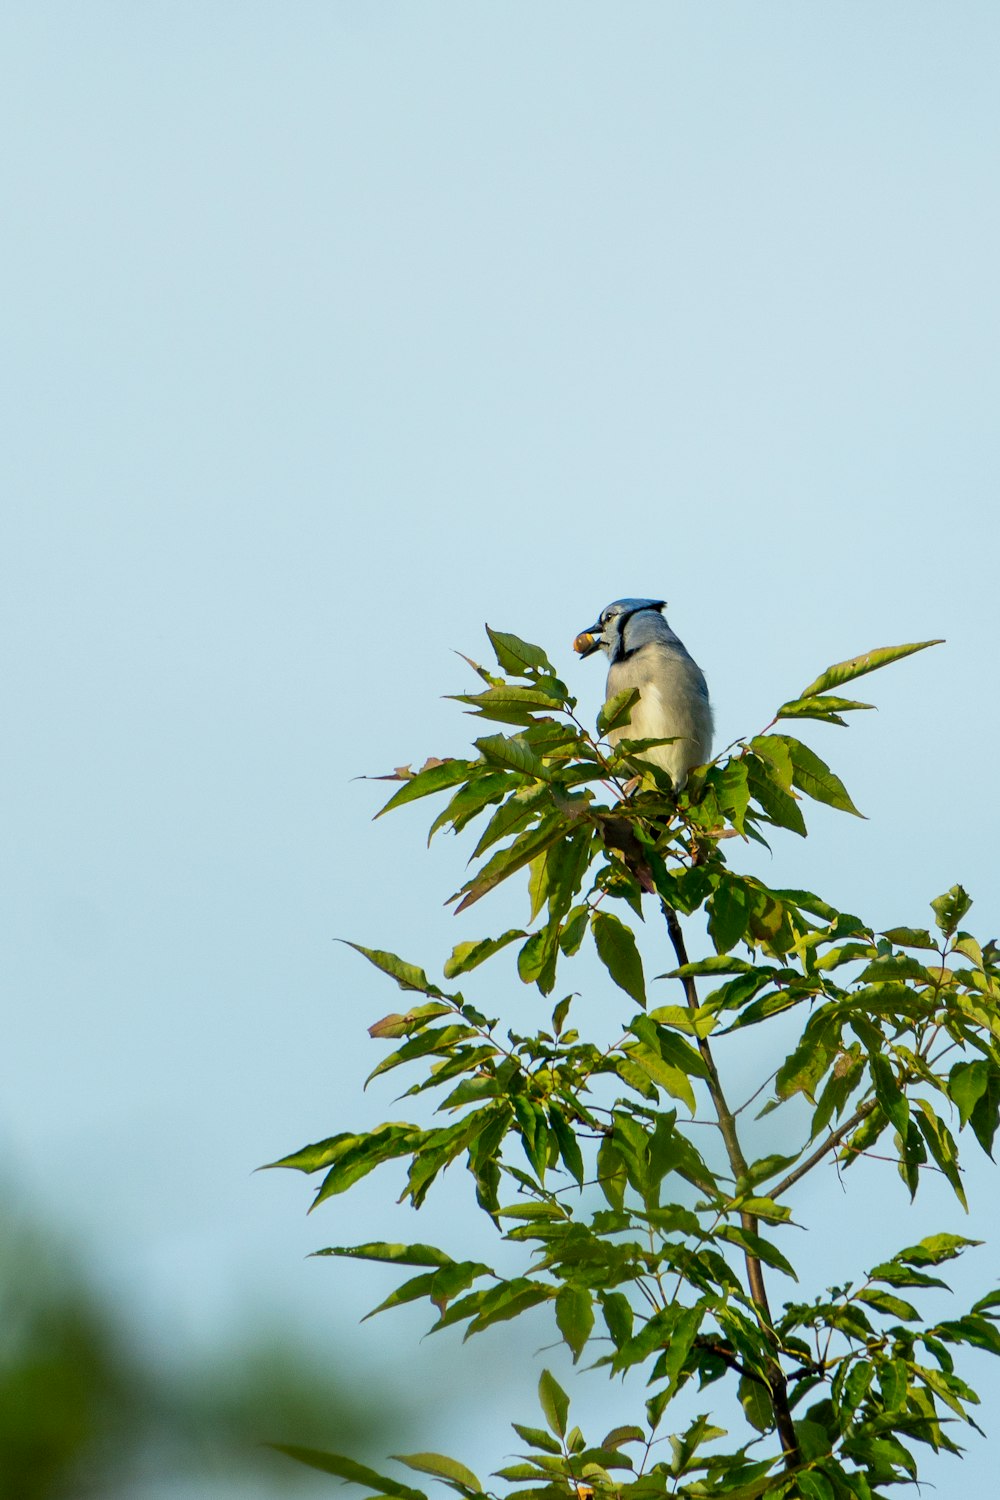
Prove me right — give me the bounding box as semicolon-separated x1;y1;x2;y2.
878;1359;910;1412
268;1447;427;1499
881;926;938;950
491;1462;550;1481
970;1072;1000;1157
368;1002;453;1040
776;1036;832;1104
600;1291;633;1348
558;909;589;959
472;786;555;862
464;1279;553;1336
897;1233;981;1267
745;751;807;838
598;687;641;736
538;1368;570;1439
600;1426;645;1448
360;1264;486;1320
452;815;569;913
375;759;475;818
953;932;984;965
717;1225;797;1280
475;733;551;781
427;771;510;841
393;1454;483;1494
780;736;864;818
868;1260;948;1292
739;1376;773;1433
707;879;751;953
443;930;526;979
842;1359;874;1420
798;639;943;699
775;694;874;726
930;885;972;938
314;1242;453;1267
511;1096;552;1180
343;943;444;996
512;1422;566;1458
405;1107;508;1209
949;1060;990;1128
486;626;554;677
742;1151;801;1189
795;1473;835;1500
621;1047;696;1114
855;1289;920;1320
714;761;751;832
733;1196;792;1224
365;1024;477;1085
592;911;647;1006
794;1419;833;1463
548;1104;585;1186
452;685;564;726
312;1124;426;1205
597;1137;626;1211
510;1424;562;1456
631;1017;710;1080
556;1284;595;1362
265;1131;360;1174
749;735;794;788
913;1102;967;1209
537;827;594;927
870;1054;908;1136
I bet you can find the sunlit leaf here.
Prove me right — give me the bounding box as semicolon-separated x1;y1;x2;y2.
775;693;874;726
314;1242;453;1267
342;942;445;996
375;759;475;818
598;687;641;736
269;1447;427;1499
781;736;864;818
485;626;555;677
931;885;973;938
856;1289;920;1321
738;1375;773;1433
556;1284;595;1362
452;815;569;913
538;1368;570;1438
444;930;526;978
949;1060;990;1128
592;911;647;1006
393;1453;483;1494
798;639;943;699
475;733;551;781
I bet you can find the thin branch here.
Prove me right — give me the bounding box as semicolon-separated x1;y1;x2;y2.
692;1337;769;1388
733;1069;780;1119
769;1098;877;1199
660;900;801;1471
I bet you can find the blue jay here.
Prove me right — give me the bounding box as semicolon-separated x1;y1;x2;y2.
573;597;713;790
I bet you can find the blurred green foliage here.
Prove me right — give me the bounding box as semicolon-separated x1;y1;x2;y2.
0;1203;405;1498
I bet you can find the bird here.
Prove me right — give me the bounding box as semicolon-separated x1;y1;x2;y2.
573;597;713;790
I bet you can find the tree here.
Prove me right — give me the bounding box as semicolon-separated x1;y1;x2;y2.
269;625;1000;1500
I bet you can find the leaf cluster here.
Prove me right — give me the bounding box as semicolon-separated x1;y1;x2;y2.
268;628;1000;1498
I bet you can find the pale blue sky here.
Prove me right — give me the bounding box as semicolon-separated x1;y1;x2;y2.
3;5;999;1496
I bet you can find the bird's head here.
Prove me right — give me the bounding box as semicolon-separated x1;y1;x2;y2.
573;598;667;659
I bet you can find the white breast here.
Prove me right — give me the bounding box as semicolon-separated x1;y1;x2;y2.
605;647;712;789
